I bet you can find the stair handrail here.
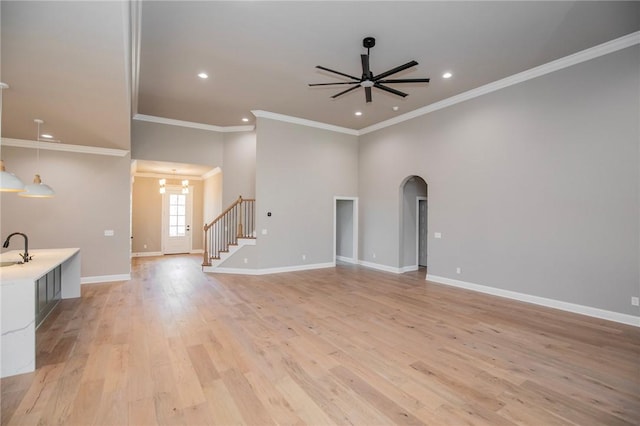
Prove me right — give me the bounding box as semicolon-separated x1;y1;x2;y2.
203;195;255;267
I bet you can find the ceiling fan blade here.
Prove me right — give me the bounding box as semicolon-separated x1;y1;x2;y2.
316;65;360;81
373;60;419;81
361;54;371;78
377;78;430;84
365;86;372;103
309;82;361;86
332;84;361;99
374;83;408;98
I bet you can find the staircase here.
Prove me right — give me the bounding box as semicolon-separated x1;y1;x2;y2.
202;196;256;269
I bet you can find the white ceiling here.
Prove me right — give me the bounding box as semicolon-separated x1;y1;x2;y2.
2;1;639;150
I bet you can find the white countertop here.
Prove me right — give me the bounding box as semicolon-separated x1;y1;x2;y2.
0;248;80;283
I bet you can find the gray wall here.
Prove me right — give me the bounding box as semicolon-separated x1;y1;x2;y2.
359;45;639;315
203;171;222;226
0;147;131;278
131;120;224;166
222;131;256;207
254;118;358;269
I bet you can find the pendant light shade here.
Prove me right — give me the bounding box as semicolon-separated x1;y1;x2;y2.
20;119;55;198
18;174;55;198
0;160;26;192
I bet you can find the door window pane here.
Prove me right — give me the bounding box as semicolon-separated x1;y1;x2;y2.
168;193;187;237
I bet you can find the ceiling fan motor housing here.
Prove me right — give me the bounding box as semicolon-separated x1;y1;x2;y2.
363;37;376;48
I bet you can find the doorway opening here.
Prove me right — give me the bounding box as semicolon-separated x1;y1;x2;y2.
334;197;358;264
399;176;428;273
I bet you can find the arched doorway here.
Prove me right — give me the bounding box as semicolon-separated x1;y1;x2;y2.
399;176;428;272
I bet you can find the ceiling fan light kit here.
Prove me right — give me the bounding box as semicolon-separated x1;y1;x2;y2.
309;37;430;103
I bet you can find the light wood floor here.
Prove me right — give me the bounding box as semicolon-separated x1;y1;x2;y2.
1;255;639;425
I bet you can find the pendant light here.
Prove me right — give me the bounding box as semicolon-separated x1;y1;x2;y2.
19;119;55;198
182;179;189;194
159;178;166;194
0;82;26;192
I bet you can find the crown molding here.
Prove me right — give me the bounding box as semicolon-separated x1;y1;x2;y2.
133;166;220;180
201;166;222;179
251;110;359;136
132;31;638;138
0;138;129;157
133;114;254;133
359;30;640;135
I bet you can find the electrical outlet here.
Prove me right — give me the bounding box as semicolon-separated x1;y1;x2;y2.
372;252;376;259
632;296;639;306
143;244;147;249
456;267;461;274
261;229;268;235
302;254;306;261
244;258;248;264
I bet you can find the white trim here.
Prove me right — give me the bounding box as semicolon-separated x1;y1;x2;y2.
134;171;205;181
211;262;335;276
190;249;204;255
252;110;359;136
358;260;403;274
360;31;640;135
426;274;640;327
400;265;419;273
133;114;254;133
131;251;162;257
1;138;129;157
416;196;427;268
333;196;359;265
336;255;357;264
202;167;222;179
81;274;131;284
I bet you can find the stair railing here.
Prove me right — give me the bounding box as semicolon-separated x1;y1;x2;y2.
203;195;255;266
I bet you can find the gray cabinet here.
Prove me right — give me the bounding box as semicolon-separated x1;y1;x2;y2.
35;265;62;327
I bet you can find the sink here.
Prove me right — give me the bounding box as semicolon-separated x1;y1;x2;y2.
0;261;20;267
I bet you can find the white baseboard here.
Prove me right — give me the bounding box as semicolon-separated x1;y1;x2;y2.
81;274;131;285
210;262;335;276
400;265;419;273
190;249;204;254
426;274;640;327
336;255;357;264
131;251;162;257
358;260;403;274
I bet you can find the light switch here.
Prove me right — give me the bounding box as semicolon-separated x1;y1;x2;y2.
104;230;114;237
434;232;441;239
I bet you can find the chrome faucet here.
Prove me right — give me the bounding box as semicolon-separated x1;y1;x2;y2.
2;232;31;263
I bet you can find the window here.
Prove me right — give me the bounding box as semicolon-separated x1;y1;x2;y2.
169;194;186;236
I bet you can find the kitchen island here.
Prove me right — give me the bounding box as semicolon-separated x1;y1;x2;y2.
0;248;80;378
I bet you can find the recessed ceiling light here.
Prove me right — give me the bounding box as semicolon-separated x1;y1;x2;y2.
40;134;53;139
197;72;208;79
242;118;249;122
442;72;453;79
355;111;363;116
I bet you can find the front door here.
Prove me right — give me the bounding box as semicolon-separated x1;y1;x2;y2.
162;186;192;254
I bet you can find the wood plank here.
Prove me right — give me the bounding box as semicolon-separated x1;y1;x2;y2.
1;255;635;426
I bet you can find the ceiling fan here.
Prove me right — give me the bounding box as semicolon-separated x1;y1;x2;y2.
309;37;430;103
